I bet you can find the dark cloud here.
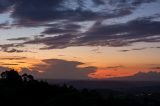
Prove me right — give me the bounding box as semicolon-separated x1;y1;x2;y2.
0;56;26;60
31;59;97;79
42;23;81;35
99;65;124;71
119;46;160;52
23;18;160;49
79;19;160;47
16;62;26;63
0;43;24;51
3;48;24;53
80;19;160;47
11;0;64;26
1;61;94;79
130;0;156;6
150;46;160;49
149;65;160;70
0;43;28;53
119;50;130;52
33;34;45;39
0;43;24;48
151;67;160;69
104;65;124;69
92;0;105;5
25;34;77;49
1;63;19;66
0;0;158;51
119;47;147;52
132;48;147;51
7;37;30;41
0;21;11;29
10;0;98;26
0;43;36;53
0;0;13;13
0;0;154;27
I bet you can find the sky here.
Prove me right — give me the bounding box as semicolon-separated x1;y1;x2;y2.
0;0;160;80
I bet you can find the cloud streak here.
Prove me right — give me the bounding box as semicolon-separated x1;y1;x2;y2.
7;37;30;41
22;18;160;50
0;56;27;60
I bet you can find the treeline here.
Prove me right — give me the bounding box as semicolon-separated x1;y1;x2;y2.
0;69;104;106
0;69;160;106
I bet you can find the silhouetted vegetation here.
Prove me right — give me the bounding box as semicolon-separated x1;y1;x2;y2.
1;69;160;106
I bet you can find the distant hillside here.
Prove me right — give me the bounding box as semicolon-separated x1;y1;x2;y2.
107;71;160;81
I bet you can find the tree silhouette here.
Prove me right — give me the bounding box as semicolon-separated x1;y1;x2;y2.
1;69;22;83
22;73;34;82
1;71;7;79
22;73;28;82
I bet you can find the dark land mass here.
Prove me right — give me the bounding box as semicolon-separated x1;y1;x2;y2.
1;69;160;106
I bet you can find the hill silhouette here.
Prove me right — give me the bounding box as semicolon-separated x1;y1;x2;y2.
0;69;105;106
1;69;160;106
107;71;160;81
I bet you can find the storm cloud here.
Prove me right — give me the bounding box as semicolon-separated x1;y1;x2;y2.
31;59;97;79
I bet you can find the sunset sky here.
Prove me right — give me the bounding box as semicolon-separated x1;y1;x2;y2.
0;0;160;79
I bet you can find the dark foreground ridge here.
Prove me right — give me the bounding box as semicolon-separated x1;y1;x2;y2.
1;69;160;106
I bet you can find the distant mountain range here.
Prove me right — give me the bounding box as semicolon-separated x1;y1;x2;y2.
45;71;160;91
107;71;160;81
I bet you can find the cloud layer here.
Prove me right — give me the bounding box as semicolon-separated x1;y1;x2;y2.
0;0;159;50
24;18;160;49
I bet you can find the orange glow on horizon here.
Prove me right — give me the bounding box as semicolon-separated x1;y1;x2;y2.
88;69;133;79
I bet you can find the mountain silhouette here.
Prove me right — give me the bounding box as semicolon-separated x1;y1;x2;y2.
107;71;160;81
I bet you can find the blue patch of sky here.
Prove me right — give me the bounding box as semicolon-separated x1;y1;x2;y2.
61;0;108;12
0;12;46;44
0;13;12;23
0;27;44;44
